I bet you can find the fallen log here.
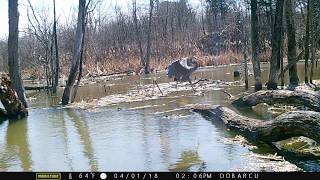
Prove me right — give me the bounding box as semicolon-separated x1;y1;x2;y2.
192;105;320;144
232;90;320;112
249;153;284;161
0;74;28;118
24;85;51;91
85;70;133;78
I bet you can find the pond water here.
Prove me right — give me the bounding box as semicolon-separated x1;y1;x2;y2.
0;62;319;171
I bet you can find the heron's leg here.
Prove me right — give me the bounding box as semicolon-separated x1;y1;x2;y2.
173;77;178;89
188;79;196;92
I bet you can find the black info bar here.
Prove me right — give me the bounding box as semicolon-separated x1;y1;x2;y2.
0;172;319;180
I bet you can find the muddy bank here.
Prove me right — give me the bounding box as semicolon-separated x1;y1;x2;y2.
72;79;238;109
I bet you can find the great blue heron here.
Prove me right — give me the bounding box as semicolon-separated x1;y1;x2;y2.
166;57;199;91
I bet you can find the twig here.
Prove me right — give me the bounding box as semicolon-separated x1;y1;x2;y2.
222;89;233;99
192;78;209;85
154;80;164;96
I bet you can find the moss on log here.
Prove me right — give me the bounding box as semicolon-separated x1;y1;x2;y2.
193;105;320;144
232;90;320;112
0;74;28;118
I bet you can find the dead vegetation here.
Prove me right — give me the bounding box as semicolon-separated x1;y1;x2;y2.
22;52;244;81
72;79;237;109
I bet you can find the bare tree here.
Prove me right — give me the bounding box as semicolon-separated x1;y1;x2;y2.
52;0;59;93
8;0;28;108
62;0;88;105
132;0;154;74
280;19;285;88
304;0;311;84
267;0;285;90
71;5;89;103
200;0;206;35
309;0;315;84
250;0;262;91
144;0;154;74
132;0;144;69
27;0;53;92
285;0;299;86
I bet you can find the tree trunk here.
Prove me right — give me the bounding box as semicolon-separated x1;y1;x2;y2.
8;0;28;108
309;0;315;84
268;0;274;42
200;0;206;35
280;31;284;88
193;105;320;144
304;0;311;84
71;17;86;103
250;0;262;91
132;0;144;68
232;89;320;112
310;36;315;84
219;0;224;30
144;0;154;74
164;1;168;40
244;43;248;90
240;11;248;90
53;0;59;93
0;74;28;118
285;0;299;86
50;30;54;93
267;0;285;90
61;0;87;105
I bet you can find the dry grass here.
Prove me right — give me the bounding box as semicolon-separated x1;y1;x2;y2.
23;51;246;79
80;51;244;76
195;52;243;67
260;50;271;62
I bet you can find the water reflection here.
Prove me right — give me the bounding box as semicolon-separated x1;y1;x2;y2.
0;118;31;171
196;110;250;166
140;109;153;170
65;109;98;171
169;150;204;171
0;107;100;171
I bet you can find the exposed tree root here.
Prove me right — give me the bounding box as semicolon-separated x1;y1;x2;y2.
0;74;28;118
